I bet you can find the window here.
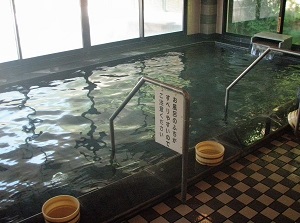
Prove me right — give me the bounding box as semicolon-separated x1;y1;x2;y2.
0;0;19;63
14;0;83;58
0;0;185;63
283;0;300;45
227;0;280;36
89;0;140;45
144;0;183;36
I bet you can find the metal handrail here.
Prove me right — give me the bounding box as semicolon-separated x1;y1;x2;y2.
109;76;190;202
295;88;300;136
224;47;300;121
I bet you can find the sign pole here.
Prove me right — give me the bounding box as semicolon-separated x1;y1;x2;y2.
110;76;190;203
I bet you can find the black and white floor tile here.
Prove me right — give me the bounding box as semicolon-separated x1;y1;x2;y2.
124;131;300;223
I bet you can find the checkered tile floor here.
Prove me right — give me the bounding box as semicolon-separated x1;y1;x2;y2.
124;131;300;223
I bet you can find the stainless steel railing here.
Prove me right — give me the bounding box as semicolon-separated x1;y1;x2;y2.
109;76;190;202
224;47;300;123
295;88;300;136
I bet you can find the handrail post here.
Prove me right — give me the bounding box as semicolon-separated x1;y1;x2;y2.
224;46;300;122
295;104;300;136
109;77;146;162
224;48;270;121
294;88;300;136
109;76;190;202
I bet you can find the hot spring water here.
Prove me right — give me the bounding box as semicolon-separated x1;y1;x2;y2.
1;43;300;221
251;43;276;60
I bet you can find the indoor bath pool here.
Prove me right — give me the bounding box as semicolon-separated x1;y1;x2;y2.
0;42;299;222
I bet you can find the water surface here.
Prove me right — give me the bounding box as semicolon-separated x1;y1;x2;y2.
0;43;299;221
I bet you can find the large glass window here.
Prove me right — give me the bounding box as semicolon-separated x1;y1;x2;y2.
283;0;300;45
144;0;183;37
0;0;19;63
14;0;83;58
88;0;140;45
227;0;280;36
0;0;185;63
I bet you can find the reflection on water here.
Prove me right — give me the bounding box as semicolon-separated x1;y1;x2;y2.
0;52;187;215
0;45;299;221
74;69;106;163
18;86;43;161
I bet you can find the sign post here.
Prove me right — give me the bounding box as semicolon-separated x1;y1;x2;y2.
110;76;190;202
154;86;189;202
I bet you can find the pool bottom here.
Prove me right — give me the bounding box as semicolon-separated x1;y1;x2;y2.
17;108;295;223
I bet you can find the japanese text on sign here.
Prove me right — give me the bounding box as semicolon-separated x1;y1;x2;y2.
155;87;184;154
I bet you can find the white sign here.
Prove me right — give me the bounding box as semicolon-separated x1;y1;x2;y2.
155;87;184;154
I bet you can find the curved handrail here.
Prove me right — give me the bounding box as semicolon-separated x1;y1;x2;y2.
224;47;300;121
109;76;190;202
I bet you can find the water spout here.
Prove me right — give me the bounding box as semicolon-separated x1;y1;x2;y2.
250;32;293;60
251;43;274;60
